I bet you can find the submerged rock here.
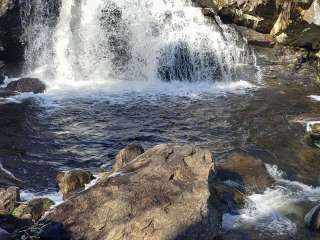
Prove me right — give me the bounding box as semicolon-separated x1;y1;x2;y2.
305;204;320;231
5;78;46;94
112;143;144;172
56;169;94;199
215;152;274;194
13;198;54;221
0;187;20;215
45;144;222;240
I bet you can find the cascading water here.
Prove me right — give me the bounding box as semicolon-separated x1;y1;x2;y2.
20;0;259;89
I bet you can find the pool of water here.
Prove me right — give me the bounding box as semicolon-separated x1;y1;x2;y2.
1;79;320;239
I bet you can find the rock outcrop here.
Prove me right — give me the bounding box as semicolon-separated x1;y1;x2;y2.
56;169;94;200
5;78;46;94
0;0;23;75
112;143;145;172
45;144;221;240
196;0;320;49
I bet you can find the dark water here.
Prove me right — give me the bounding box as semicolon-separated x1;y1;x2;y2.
1;81;320;239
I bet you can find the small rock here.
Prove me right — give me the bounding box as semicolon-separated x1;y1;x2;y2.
0;227;10;240
112;143;144;172
0;187;20;214
305;204;320;231
309;123;320;141
6;78;46;94
56;170;94;199
13;198;54;221
215;152;274;194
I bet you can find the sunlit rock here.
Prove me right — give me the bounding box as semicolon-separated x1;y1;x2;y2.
112;143;144;172
56;169;94;200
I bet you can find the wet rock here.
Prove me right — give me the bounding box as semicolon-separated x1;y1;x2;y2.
0;187;20;214
0;227;10;240
56;169;94;199
305;204;320;231
210;181;246;213
112;143;144;172
13;198;54;221
45;144;222;240
5;78;46;94
215;152;274;194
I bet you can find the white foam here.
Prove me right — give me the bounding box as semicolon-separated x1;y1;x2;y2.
223;164;320;235
20;190;64;205
309;95;320;101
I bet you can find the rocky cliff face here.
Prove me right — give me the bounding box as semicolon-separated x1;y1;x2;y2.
0;0;23;76
196;0;320;50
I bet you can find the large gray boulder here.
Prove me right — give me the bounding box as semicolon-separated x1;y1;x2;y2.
45;144;222;240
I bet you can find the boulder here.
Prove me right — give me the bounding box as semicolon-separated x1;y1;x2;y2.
215;152;274;194
13;198;54;221
0;187;20;215
56;169;94;199
45;144;222;240
112;143;144;172
305;204;320;231
5;78;46;94
0;227;10;240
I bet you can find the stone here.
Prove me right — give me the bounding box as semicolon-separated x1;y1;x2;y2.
215;152;274;194
45;144;222;240
13;198;54;221
56;169;94;199
305;204;320;231
0;187;20;215
5;78;46;94
112;143;144;172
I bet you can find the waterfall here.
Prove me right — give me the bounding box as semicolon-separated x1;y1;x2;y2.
20;0;259;89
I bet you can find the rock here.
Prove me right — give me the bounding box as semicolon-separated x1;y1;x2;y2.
215;152;274;194
305;204;320;231
56;169;94;199
0;187;20;214
112;143;144;172
308;123;320;141
236;26;274;47
5;78;46;94
13;198;54;221
45;144;222;240
0;227;10;240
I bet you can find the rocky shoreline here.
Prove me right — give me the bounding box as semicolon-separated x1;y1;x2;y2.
0;143;279;240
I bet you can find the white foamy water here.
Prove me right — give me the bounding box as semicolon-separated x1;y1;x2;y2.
223;164;320;235
20;190;64;205
20;0;260;91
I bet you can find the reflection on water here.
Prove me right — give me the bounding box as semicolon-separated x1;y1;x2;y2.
0;83;320;239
